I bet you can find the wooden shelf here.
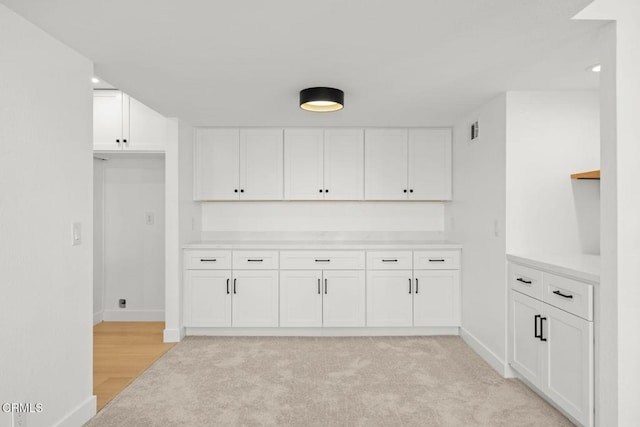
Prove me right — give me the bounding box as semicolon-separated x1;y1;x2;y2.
571;170;600;180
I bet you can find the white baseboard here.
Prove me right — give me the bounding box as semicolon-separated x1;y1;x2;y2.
185;326;460;337
163;327;185;343
102;309;164;321
460;327;509;377
93;311;103;325
53;395;96;427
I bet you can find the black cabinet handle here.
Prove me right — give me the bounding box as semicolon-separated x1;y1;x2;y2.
315;259;330;262
247;259;263;262
534;314;541;339
240;189;244;193
200;258;216;262
233;278;237;294
319;189;323;193
324;278;327;295
409;189;414;193
116;139;120;143
516;277;532;284
429;259;445;262
226;278;230;295
415;278;419;294
403;189;407;193
123;139;127;144
409;278;412;294
540;317;547;342
234;189;238;193
318;278;321;295
325;189;329;193
382;259;398;262
553;290;573;299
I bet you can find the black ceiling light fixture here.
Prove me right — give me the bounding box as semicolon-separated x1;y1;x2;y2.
299;87;344;112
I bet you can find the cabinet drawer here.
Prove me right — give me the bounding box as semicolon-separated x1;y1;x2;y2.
509;263;543;300
366;251;412;270
233;251;279;269
414;250;460;270
184;250;232;270
280;251;365;270
543;273;593;321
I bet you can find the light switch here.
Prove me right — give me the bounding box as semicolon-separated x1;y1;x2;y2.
145;212;155;225
72;222;82;246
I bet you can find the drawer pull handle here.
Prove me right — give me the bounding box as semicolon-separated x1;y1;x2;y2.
553;290;573;299
540;317;547;342
382;259;398;262
409;278;412;294
415;278;419;294
315;259;330;262
516;277;532;284
247;259;263;262
324;278;328;294
226;278;230;295
429;259;445;262
233;278;237;294
200;258;217;262
534;314;541;339
318;278;321;295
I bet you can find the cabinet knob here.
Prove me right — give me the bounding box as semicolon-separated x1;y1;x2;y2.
123;139;127;144
319;189;323;193
325;189;329;193
116;139;120;143
240;189;244;193
234;189;238;193
403;189;407;193
409;189;414;193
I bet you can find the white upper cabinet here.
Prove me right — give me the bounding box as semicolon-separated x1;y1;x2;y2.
284;129;324;200
364;129;408;200
323;129;364;200
364;128;451;200
194;128;283;201
284;128;364;200
408;128;452;200
194;128;240;200
93;90;166;152
239;129;284;200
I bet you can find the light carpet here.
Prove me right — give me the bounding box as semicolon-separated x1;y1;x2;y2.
85;336;573;426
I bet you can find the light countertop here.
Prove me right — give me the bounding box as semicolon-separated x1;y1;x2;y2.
507;253;600;284
183;240;462;250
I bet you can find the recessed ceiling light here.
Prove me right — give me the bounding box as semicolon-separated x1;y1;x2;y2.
92;77;100;84
300;87;344;112
589;64;601;73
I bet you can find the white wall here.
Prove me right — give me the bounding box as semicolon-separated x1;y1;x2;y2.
505;91;600;255
100;156;165;321
201;202;445;234
165;118;200;342
0;5;95;427
449;94;508;375
93;158;105;324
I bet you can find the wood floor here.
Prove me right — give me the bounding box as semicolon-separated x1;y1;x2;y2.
93;322;175;411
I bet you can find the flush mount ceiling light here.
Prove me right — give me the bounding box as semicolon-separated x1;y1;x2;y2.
300;87;344;112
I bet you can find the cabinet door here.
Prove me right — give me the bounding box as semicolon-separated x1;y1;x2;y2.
183;270;231;327
194;128;239;200
280;270;322;327
324;129;364;200
364;129;408;200
413;270;460;327
127;96;167;151
366;270;412;326
93;90;123;151
408;128;452;200
232;270;279;327
323;270;366;327
543;304;594;427
239;129;283;200
509;290;544;388
284;129;324;200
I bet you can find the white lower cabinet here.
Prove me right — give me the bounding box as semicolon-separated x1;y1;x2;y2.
508;261;594;427
367;270;413;326
280;270;365;327
232;270;279;327
413;270;460;327
183;270;231;327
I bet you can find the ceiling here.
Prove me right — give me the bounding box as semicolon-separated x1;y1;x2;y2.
1;0;603;127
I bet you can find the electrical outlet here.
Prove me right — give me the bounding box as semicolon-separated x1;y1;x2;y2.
119;299;126;308
13;411;26;427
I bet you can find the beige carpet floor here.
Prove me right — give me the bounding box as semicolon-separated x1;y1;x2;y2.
85;336;573;426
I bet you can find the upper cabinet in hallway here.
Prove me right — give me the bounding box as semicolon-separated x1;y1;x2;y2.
193;127;452;202
93;90;167;152
194;128;284;201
